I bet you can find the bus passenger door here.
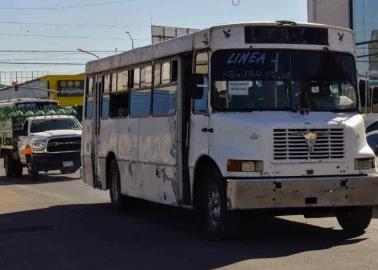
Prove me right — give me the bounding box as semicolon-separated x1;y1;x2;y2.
82;77;94;186
187;52;210;200
91;75;103;187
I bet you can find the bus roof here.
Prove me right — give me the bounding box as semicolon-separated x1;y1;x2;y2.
86;21;355;74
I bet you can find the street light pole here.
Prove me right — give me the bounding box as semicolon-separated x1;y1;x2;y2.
77;48;100;59
126;31;134;49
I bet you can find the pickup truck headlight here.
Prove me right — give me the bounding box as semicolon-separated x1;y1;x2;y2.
31;140;47;151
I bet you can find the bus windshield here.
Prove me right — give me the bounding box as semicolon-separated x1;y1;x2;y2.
211;50;357;112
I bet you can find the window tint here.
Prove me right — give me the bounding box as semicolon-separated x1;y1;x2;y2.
109;92;129;118
130;90;151;117
153;85;177;116
85;98;93;119
194;77;209;113
117;70;128;91
101;95;109;119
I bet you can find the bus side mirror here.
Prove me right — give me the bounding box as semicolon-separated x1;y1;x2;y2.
191;74;205;99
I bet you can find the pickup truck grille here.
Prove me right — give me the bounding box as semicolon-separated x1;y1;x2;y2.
273;129;344;160
47;137;81;152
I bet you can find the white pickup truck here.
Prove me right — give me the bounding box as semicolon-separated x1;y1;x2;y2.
17;115;82;179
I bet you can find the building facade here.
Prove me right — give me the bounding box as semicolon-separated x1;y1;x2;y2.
308;0;378;76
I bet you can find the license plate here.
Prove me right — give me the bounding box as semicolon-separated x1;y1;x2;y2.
63;161;74;167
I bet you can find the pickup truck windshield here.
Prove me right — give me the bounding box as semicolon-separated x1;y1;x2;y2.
211;50;357;112
30;118;81;133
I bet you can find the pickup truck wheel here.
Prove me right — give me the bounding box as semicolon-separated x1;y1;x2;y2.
28;161;39;181
13;160;23;177
200;167;240;240
336;206;373;234
4;153;14;177
109;159;127;211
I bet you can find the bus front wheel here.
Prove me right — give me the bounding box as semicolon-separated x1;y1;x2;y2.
200;166;240;240
336;206;373;234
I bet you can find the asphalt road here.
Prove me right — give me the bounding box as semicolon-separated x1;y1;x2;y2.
0;162;377;270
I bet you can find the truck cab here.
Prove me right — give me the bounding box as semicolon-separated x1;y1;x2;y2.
18;115;82;179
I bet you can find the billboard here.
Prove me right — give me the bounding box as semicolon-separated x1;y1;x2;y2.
151;25;199;44
57;80;84;97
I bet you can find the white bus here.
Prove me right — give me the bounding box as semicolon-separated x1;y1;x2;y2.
82;21;378;238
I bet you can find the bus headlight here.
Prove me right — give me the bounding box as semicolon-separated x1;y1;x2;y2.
227;160;264;172
31;140;47;152
354;158;375;170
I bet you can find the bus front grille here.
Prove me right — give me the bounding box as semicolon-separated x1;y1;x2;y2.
273;129;344;160
47;137;81;152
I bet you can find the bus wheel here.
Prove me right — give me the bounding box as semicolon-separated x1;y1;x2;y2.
109;159;127;211
202;167;240;240
336;206;373;234
4;153;14;177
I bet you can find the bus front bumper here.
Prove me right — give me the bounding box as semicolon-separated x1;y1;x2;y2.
226;175;378;210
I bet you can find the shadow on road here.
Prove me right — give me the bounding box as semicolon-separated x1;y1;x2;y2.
0;172;80;186
0;201;368;270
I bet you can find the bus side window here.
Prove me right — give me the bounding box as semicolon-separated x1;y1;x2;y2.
85;76;94;119
130;66;151;118
101;73;111;120
109;70;130;118
153;60;177;116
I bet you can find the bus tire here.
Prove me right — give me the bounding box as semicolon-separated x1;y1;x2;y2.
4;152;14;177
201;166;240;240
109;159;127;211
336;206;373;234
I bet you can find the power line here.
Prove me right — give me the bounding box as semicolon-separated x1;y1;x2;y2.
0;21;149;28
0;62;85;66
0;32;149;41
0;50;123;53
0;0;134;10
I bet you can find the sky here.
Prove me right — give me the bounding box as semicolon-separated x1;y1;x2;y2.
0;0;307;84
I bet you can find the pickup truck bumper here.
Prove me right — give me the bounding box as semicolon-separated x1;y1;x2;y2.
226;175;378;210
32;152;81;172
